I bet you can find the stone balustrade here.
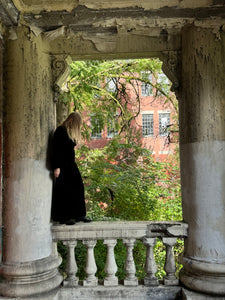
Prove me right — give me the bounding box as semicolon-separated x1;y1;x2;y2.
52;221;188;293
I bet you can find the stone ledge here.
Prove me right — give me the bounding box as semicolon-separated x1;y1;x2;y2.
52;221;188;241
59;285;181;300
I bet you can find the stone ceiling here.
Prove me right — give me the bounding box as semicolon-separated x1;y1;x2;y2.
10;0;225;14
1;0;225;60
1;0;225;29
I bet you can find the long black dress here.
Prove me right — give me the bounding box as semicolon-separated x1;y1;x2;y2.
51;125;86;223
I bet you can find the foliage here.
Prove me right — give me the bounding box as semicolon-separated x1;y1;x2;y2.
62;59;177;139
61;59;181;222
76;139;172;221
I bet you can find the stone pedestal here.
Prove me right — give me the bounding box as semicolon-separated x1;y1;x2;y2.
179;24;225;295
0;255;62;298
0;26;62;297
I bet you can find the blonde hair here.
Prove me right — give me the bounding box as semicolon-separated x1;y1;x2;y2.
62;112;82;143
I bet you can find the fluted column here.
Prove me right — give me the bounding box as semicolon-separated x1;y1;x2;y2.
0;26;62;297
63;241;78;286
143;237;158;286
83;240;98;286
104;239;118;286
179;24;225;295
123;238;138;286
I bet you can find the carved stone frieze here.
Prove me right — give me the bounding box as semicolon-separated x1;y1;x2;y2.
161;50;181;98
51;56;72;102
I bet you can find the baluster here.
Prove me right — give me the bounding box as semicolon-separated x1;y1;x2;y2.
63;240;78;287
123;238;138;286
143;237;159;286
83;240;98;286
162;237;179;285
103;239;118;286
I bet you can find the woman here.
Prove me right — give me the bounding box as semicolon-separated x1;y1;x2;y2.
51;112;91;225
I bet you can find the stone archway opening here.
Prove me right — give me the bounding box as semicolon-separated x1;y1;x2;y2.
53;57;184;289
54;57;182;223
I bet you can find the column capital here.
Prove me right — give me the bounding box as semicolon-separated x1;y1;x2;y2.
162;237;177;246
63;240;77;248
51;55;72;102
161;50;181;98
83;240;97;248
123;238;136;247
103;239;117;247
143;237;157;247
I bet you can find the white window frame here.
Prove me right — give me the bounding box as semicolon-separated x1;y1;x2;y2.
91;115;102;139
158;111;170;136
142;112;154;137
141;72;153;97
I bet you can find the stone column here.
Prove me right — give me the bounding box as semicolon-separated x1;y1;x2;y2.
179;24;225;295
0;26;62;297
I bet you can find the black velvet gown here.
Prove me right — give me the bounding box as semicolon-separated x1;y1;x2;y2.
51;126;86;223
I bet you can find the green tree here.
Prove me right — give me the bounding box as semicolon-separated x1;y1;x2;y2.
60;58;181;222
63;59;177;139
76;140;169;221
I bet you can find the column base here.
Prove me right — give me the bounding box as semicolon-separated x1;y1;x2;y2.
104;277;118;286
164;277;179;286
180;256;225;295
83;277;98;286
63;277;78;287
124;278;138;286
0;254;63;298
144;277;159;286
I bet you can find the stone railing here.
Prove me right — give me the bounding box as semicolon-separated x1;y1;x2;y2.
52;221;188;291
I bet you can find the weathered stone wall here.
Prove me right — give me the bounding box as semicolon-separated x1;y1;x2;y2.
180;25;225;144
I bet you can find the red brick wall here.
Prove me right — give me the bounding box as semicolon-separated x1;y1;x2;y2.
86;80;177;161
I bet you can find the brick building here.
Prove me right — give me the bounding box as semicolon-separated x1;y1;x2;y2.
87;72;177;161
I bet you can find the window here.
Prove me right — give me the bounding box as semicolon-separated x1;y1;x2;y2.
106;77;117;93
141;72;153;96
107;116;118;138
142;114;154;136
157;73;170;95
91;116;102;139
159;113;170;136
